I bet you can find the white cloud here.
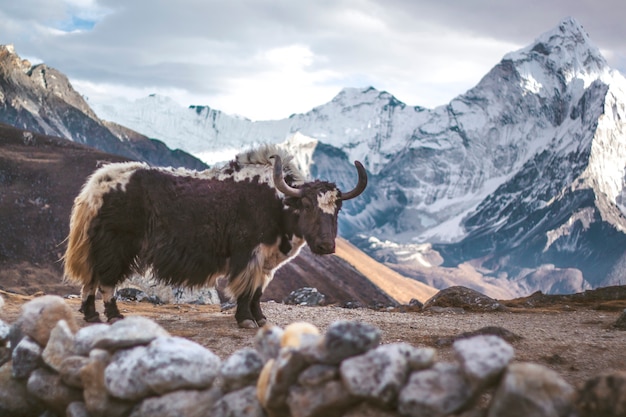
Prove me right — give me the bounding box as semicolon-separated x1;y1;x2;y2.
1;0;625;120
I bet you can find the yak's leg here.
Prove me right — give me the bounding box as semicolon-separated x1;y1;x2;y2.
250;287;266;327
235;291;257;329
79;280;101;322
100;285;124;323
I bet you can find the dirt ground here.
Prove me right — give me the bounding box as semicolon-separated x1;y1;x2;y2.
2;290;626;390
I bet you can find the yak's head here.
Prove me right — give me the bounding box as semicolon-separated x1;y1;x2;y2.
271;155;367;255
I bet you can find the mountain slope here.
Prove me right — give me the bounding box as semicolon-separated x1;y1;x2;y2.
0;45;205;170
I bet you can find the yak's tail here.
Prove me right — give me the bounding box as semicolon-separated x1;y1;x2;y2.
63;161;148;285
63;194;97;285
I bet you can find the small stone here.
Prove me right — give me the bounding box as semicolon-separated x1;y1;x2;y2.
283;287;326;306
104;345;151;400
0;362;45;417
93;316;170;351
454;335;514;387
42;319;77;372
318;320;381;365
254;325;284;361
423;286;506;312
105;336;221;400
66;402;90;417
488;362;575;417
11;336;42;379
14;295;78;346
257;348;310;414
74;323;110;355
341;343;435;407
0;319;10;344
287;379;359;417
59;356;91;389
143;336;221;394
342;402;403;417
298;364;339;387
81;349;134;417
0;347;10;368
220;347;264;392
281;322;321;349
26;368;83;416
576;371;626;417
129;387;222;417
210;386;265;417
398;362;472;417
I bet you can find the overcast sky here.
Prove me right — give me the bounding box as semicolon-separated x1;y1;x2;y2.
1;0;625;120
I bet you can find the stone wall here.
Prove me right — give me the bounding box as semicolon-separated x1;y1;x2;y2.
0;295;625;417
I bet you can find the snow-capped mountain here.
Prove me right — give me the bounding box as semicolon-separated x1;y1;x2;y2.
90;18;626;296
0;45;205;170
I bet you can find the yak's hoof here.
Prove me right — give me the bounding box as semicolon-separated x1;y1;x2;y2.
84;313;102;323
238;319;258;329
256;318;267;327
107;315;124;324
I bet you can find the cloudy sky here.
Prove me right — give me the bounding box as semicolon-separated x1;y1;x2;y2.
1;0;625;120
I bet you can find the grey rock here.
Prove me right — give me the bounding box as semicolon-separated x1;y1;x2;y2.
287;379;359;417
66;401;90;417
42;319;77;372
423;286;506;312
12;336;42;379
0;319;10;344
104;345;152;400
341;343;435;407
129;386;222;417
318;320;381;365
74;323;110;355
398;362;472;417
0;347;10;368
254;324;284;362
454;335;514;387
258;347;310;413
82;349;134;417
342;402;404;417
105;336;221;400
13;295;78;346
210;386;265;417
220;347;264;392
576;370;626;417
0;362;44;417
488;362;575;417
93;316;170;351
26;367;83;416
284;287;326;306
59;355;91;389
298;364;339;387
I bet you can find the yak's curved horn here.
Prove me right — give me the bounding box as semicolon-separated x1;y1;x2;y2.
271;155;303;198
341;161;368;201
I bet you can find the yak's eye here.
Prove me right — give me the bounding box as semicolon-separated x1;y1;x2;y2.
302;198;313;210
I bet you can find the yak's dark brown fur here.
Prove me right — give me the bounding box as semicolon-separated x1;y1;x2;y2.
64;146;366;328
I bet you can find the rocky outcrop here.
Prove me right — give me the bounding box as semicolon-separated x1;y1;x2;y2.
1;295;626;417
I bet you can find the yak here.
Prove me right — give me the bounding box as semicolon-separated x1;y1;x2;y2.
63;145;367;328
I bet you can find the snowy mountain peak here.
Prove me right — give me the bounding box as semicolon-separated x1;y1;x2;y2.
504;17;607;83
330;86;408;109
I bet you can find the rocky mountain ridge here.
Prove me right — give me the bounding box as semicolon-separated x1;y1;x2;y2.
0;45;205;170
